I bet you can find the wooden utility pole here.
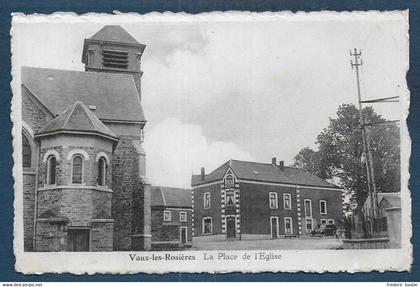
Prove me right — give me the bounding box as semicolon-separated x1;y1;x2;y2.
350;49;379;226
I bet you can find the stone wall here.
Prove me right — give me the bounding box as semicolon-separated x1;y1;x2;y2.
38;188;112;225
240;183;299;236
35;220;68;252
23;173;36;251
193;183;222;237
151;207;192;243
38;139;113;187
91;220;114;251
111;135;150;251
299;187;344;232
22;86;54;133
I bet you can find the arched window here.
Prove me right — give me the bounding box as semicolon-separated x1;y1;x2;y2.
97;157;107;186
72;155;83;184
22;133;31;167
47;155;57;185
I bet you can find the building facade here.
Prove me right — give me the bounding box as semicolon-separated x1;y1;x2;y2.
192;159;344;241
151;186;193;249
21;26;151;251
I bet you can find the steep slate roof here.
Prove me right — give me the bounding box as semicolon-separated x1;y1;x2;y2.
151;186;192;208
89;25;141;45
36;101;118;141
22;67;145;123
191;159;338;189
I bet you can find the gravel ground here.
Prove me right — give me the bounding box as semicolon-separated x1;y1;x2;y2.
191;237;343;250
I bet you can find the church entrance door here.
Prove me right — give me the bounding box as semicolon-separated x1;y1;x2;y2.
67;228;90;252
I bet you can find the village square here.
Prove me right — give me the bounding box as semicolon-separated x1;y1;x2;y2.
20;24;401;252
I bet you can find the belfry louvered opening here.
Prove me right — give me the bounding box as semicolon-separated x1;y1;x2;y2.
102;49;128;69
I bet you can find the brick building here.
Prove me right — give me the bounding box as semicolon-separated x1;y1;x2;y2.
151;186;193;249
191;159;344;241
21;26;151;251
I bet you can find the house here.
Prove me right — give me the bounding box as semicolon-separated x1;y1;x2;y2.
21;26;151;251
191;158;344;241
151;186;193;249
363;192;400;235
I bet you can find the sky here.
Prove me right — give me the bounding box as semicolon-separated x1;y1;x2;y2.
12;12;408;188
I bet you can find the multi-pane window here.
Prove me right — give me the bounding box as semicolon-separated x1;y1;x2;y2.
284;217;293;234
225;174;234;187
180;211;187;222
47;155;57;185
306;218;313;232
320;200;327;214
225;190;235;205
22;133;31;167
304;199;312;217
203;217;212;234
283;193;292;210
204;192;210;209
71;155;83;184
97;157;107;186
269;192;278;209
164;211;171;222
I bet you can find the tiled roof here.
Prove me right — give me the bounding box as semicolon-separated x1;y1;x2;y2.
22;67;146;123
191;159;338;189
151;186;192;208
89;25;141;45
36;101;118;141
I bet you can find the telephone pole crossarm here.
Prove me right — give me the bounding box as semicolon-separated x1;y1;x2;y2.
360;96;399;104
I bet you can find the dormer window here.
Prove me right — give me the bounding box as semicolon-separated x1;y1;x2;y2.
71;155;84;184
102;49;128;69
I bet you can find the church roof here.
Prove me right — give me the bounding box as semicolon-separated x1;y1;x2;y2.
151;186;192;208
36;101;118;141
22;67;145;123
89;25;141;45
191;159;339;189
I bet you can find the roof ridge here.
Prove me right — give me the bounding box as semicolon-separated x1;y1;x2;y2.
61;101;79;130
231;159;290;167
78;101;102;132
22;66;135;78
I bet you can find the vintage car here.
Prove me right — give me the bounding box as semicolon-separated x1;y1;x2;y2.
310;224;337;237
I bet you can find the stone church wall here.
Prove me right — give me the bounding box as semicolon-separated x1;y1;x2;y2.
111;135;151;251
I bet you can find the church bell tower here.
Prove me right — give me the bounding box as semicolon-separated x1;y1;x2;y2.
81;25;145;100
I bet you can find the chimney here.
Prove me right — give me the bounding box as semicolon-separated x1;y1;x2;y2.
271;157;277;166
200;167;205;181
279;161;285;172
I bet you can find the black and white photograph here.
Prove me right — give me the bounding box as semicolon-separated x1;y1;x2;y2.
11;11;411;273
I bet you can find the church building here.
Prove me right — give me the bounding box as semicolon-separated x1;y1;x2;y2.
21;26;151;251
192;159;344;241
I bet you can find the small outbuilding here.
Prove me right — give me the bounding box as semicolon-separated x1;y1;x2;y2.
151;186;193;249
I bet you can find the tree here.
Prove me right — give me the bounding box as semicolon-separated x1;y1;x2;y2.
294;104;400;210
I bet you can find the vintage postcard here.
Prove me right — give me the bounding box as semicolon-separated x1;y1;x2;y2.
11;11;411;274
